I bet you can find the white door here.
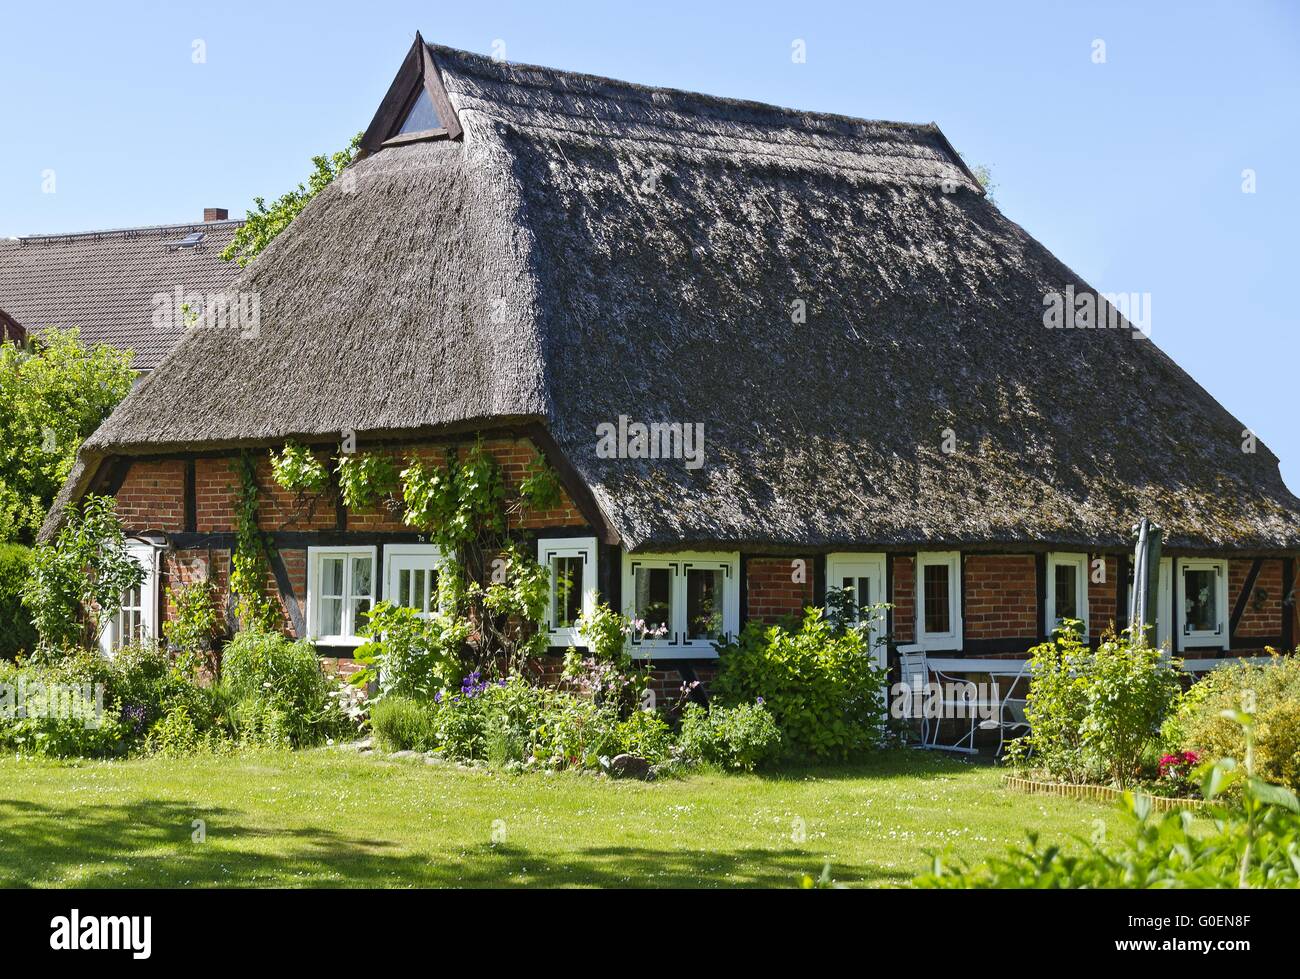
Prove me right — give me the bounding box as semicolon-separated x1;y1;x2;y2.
826;553;888;670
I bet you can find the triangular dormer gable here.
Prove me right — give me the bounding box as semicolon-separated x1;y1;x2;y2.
360;32;463;151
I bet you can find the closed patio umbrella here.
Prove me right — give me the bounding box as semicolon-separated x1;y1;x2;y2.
1129;517;1163;647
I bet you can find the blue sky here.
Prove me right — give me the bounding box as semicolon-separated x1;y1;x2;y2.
3;1;1297;489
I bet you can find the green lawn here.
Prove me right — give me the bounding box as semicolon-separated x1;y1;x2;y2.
0;748;1120;888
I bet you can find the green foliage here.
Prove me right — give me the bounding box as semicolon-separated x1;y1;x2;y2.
400;444;505;554
1165;653;1300;793
335;452;400;510
142;704;233;758
353;601;469;700
1007;623;1181;787
712;608;888;760
679;700;783;771
269;441;329;494
377;674;672;771
370;696;440;753
478;543;551;671
514;458;563;515
0;641;231;757
229;453;281;632
221;135;362;267
0;543;37;658
561;603;655;717
163;580;222;670
0;328;135;545
917;712;1300;888
0;677;125;758
219;630;338;747
613;708;675;762
21;495;144;654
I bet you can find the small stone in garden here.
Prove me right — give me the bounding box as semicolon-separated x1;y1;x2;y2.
609;754;652;780
389;750;417;760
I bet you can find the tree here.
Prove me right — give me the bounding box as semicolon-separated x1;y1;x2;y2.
0;328;135;545
220;134;362;268
22;495;144;656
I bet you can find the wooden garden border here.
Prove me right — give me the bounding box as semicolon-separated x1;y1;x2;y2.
1002;774;1208;812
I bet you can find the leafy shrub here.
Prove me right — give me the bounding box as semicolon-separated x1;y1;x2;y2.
712;609;886;760
22;495;144;654
1007;623;1181;787
143;704;233;757
353;602;468;700
220;630;340;747
0;669;126;758
0;543;37;658
1164;653;1300;793
613;708;675;762
371;696;440;753
563;602;655;717
678;701;782;771
163;580;223;671
918;712;1300;888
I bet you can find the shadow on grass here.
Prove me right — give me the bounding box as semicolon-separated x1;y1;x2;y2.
745;747;992;783
0;796;904;888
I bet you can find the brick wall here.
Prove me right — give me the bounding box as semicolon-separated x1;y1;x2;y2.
745;557;813;624
963;554;1037;639
890;555;915;643
1231;559;1283;639
1088;555;1118;640
115;460;185;532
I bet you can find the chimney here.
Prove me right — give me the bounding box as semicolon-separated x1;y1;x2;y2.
203;207;229;222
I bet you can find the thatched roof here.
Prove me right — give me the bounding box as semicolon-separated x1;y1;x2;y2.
0;219;243;370
49;37;1300;553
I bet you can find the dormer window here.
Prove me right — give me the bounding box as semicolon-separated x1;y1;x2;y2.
397;88;443;136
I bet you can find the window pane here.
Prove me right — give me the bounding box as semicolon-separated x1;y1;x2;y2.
1184;569;1218;633
634;567;672;635
398;569;411;606
321;596;343;636
322;557;344;598
552;556;583;629
923;564;951;635
350;556;372;599
1054;564;1078;622
687;568;724;640
398;88;442;135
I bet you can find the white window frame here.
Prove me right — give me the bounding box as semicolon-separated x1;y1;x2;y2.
622;551;740;659
306;545;378;646
826;552;888;670
538;536;598;647
382;543;447;618
915;551;962;651
1127;556;1172;652
1045;552;1090;637
98;541;159;655
1176;558;1229;651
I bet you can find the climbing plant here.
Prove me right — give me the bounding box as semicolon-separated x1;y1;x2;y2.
230;452;282;632
336;452;400;511
269;441;329;495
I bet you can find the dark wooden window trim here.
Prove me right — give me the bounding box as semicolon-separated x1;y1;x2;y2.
359;32;462;153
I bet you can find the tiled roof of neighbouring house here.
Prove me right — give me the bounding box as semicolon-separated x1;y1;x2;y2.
0;219;243;370
44;36;1300;553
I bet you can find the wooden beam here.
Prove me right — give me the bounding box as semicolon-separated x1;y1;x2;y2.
183;460;197;533
359;35;426;153
269;548;306;637
421;43;463;140
1229;557;1264;639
